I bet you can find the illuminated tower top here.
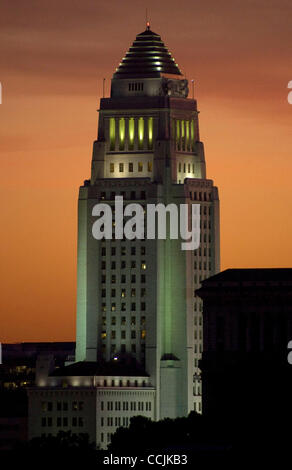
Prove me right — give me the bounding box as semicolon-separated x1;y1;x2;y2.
111;27;188;99
113;27;182;78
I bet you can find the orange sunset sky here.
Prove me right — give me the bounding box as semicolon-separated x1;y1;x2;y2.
0;0;291;342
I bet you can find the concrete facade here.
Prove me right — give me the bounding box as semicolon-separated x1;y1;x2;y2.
28;27;220;448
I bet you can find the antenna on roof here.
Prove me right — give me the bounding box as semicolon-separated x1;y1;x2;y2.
146;8;150;30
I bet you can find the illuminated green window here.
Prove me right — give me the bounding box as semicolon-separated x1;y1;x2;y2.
148;117;153;150
138;162;143;172
138;118;144;150
191;120;195;151
109;118;115;151
186;121;190;149
181;120;185;151
176;120;181;150
147;161;152;172
119;118;125;151
129;118;135;150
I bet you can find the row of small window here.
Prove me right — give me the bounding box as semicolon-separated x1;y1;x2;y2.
41;401;84;412
194;247;212;257
102;316;146;326
101;263;146;277
109;117;153;151
101;247;146;264
99;377;147;387
194;344;203;354
103;417;127;428
101;330;146;340
178;163;195;174
199;234;212;243
200;206;212;216
128;82;144;91
199;220;212;229
102;286;147;301
102;401;152;411
101;275;146;287
190;192;212;202
102;343;142;353
110;162;152;173
101;288;147;300
101;246;147;258
101;301;146;312
101;432;114;443
194;303;203;312
99;191;146;201
173;119;196;152
41;417;84;427
194;330;203;340
194;315;203;326
194;261;212;271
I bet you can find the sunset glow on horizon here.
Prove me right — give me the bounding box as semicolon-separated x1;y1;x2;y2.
1;0;292;342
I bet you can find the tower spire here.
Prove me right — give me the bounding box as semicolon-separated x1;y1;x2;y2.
146;8;150;30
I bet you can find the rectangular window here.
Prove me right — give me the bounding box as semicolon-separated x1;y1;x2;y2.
138;162;143;172
147;161;152;172
119;163;124;172
148;117;153;150
129;117;135;150
110;163;114;173
138;117;144;150
109;118;115;151
176;120;180;150
119;118;125;150
129;162;133;172
191;120;195;151
181;120;185;151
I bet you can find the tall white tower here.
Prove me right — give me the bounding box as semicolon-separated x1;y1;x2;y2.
76;25;220;418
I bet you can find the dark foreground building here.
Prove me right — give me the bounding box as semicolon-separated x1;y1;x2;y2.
197;268;292;423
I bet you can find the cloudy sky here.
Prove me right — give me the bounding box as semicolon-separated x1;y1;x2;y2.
1;0;291;341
